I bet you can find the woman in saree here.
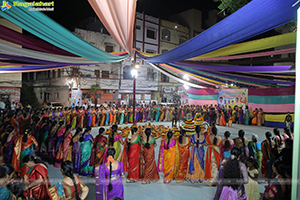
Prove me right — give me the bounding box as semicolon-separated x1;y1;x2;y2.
176;129;190;182
90;127;107;168
186;125;206;183
244;157;260;200
248;134;262;171
55;125;73;167
86;107;92;127
65;107;71;126
47;121;58;165
214;147;248;200
103;125;124;164
234;130;249;164
71;107;77;129
23;155;50;200
2;126;17;164
9;113;18;136
122;127;141;182
261;132;274;181
77;107;85;128
39;119;51;160
144;105;149;122
141;128;159;184
157;130;180;183
105;107;110;126
100;108;106;126
204;126;222;186
12;126;38;178
79;126;94;176
119;108;124;125
251;108;258;125
169;106;174;121
128;107;133;123
139;106;144;122
155;106;161;122
109;107;114;126
54;122;65;161
18;111;31;137
48;161;89;200
160;106;165;121
96;108;102;126
95;148;125;200
244;106;250;125
91;107;96;127
123;106;129;124
257;108;265;126
262;160;287;200
219;110;226;126
238;107;244;124
232;107;238;123
70;127;82;173
219;131;234;162
113;107;118;125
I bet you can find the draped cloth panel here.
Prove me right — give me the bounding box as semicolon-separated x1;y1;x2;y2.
88;0;136;56
0;0;128;63
137;0;299;63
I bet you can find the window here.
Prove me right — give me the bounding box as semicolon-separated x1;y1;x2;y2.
147;29;156;39
147;68;155;81
105;90;112;93
56;93;59;98
161;29;170;41
102;70;109;78
161;73;169;82
146;49;156;54
179;37;186;44
52;70;56;78
136;25;141;30
123;65;133;80
105;45;114;53
95;70;100;78
162;49;168;54
72;68;79;76
58;69;61;77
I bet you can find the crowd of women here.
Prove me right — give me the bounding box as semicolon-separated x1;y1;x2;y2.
0;105;293;200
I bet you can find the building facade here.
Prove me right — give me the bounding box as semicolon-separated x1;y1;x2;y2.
0;18;22;103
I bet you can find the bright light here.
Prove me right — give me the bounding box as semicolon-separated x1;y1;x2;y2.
131;69;138;78
183;84;189;90
183;74;189;80
175;25;178;29
67;79;74;88
134;63;140;69
231;83;234;86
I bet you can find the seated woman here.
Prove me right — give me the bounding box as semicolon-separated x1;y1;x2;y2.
214;147;248;200
23;155;51;200
262;160;288;200
244;157;260;200
95;148;125;200
48;161;89;200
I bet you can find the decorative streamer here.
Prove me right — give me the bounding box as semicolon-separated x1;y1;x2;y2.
88;0;136;56
0;0;128;63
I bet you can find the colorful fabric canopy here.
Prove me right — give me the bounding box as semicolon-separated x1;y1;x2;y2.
88;0;136;56
137;0;299;63
0;0;128;63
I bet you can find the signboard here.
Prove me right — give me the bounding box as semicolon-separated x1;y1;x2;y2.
0;87;20;103
218;89;248;111
181;94;189;105
162;85;174;93
71;90;82;107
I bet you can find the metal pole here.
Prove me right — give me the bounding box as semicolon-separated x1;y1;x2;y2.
291;7;300;200
133;75;136;124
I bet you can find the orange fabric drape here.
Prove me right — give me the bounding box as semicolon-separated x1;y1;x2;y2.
204;136;221;179
176;139;190;182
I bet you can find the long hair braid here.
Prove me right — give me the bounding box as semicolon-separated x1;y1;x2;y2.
61;161;80;200
127;127;137;151
195;126;201;148
144;128;151;149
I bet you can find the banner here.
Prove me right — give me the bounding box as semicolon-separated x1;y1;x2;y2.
181;94;189;106
218;89;248;111
71;90;82;107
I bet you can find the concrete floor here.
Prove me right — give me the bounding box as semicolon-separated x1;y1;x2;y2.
47;121;278;199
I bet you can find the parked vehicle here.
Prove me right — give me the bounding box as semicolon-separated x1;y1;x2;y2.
45;102;64;109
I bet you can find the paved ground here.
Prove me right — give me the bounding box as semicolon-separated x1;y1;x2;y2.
47;121;278;200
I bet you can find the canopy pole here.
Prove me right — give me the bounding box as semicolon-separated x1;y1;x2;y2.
291;7;300;200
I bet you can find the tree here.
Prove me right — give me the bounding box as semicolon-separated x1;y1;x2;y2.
86;84;101;106
213;0;252;15
21;84;40;108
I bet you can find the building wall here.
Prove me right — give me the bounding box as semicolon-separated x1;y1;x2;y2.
0;18;22;102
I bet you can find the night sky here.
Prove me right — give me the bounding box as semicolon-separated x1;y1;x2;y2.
45;0;219;30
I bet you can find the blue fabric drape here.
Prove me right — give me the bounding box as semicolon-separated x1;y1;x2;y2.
137;0;299;63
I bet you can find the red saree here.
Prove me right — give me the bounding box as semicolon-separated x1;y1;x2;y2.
176;138;190;182
78;110;85;128
122;136;141;181
90;135;107;167
204;136;221;180
27;164;51;200
261;140;272;178
141;137;160;183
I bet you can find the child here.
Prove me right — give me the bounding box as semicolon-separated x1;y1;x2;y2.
244;157;260;200
267;148;279;183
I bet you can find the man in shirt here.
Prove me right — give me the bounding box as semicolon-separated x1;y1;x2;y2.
284;111;293;128
102;101;108;108
11;102;16;110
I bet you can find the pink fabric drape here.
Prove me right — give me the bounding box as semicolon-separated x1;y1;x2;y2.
88;0;136;56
